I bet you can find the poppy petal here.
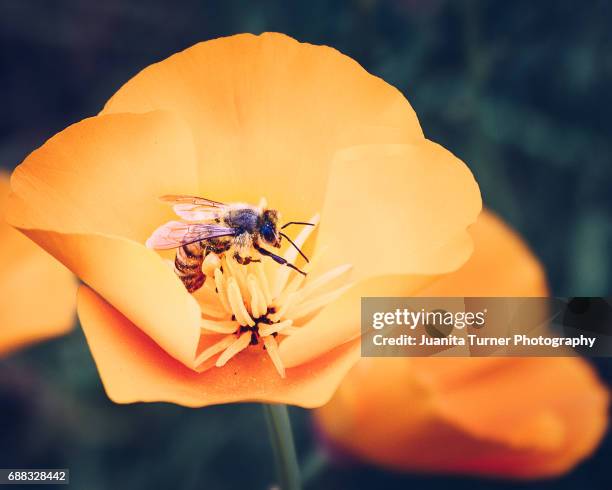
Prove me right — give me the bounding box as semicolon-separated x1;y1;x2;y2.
279;141;481;367
316;141;481;281
102;32;423;220
6;112;205;368
7;111;199;242
418;209;548;296
279;274;432;368
315;357;609;478
0;172;77;355
77;285;361;408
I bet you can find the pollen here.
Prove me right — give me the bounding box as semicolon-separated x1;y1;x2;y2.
193;214;352;377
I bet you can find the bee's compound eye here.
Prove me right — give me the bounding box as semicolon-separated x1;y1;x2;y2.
261;222;276;243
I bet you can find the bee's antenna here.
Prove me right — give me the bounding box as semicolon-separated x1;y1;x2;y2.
281;221;316;230
280;232;310;263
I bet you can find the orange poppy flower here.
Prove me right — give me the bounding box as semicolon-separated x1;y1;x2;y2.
0;171;77;356
6;33;480;407
314;210;609;477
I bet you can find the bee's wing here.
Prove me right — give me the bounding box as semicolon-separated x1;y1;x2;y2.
160;195;228;221
146;221;236;250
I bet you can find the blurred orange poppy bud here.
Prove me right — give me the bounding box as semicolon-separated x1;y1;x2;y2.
314;210;609;478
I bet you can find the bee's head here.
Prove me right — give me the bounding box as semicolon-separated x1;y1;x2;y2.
259;209;281;247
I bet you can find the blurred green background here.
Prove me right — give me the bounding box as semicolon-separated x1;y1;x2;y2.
0;0;610;489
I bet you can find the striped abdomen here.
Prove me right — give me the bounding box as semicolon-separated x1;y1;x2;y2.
175;241;206;293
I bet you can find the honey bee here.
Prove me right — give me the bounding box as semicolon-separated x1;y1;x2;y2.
146;195;314;293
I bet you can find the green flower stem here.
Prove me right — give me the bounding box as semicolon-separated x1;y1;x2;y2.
262;403;301;490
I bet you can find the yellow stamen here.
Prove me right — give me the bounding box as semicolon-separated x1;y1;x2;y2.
202;252;221;276
253;262;272;305
170;209;353;377
263;336;285;378
287;283;354;321
214;267;232;313
223;255;249;299
199;303;228;320
268;292;299;323
247;274;266;318
201;319;239;335
194;336;235;366
272;213;319;297
216;332;252;367
258;319;293;337
275;273;306;308
227;277;255;327
297;263;352;303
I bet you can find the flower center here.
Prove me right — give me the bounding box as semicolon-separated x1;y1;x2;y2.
190;215;352;377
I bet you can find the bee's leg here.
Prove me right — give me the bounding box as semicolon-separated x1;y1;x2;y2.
230;232;260;265
254;244;306;276
232;252;261;265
